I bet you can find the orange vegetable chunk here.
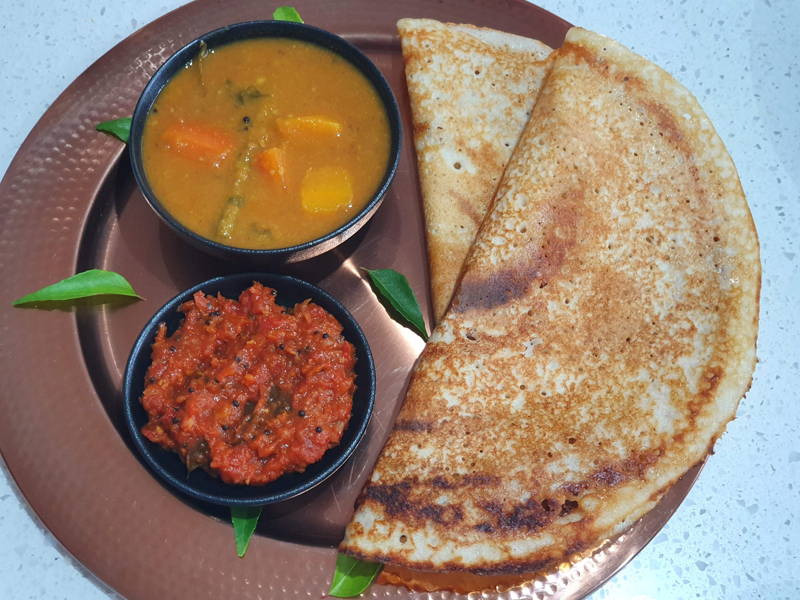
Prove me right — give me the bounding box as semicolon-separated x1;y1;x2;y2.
277;115;343;138
255;147;287;187
160;122;235;165
301;167;353;213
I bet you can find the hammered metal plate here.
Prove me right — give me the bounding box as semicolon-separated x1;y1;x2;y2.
0;1;702;599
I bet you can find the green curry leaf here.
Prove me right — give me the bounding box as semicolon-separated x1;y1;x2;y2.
96;117;132;143
12;269;141;306
231;506;262;558
272;6;304;23
363;268;429;340
328;553;383;597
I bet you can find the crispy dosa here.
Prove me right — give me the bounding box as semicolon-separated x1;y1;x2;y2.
397;18;553;322
340;27;759;578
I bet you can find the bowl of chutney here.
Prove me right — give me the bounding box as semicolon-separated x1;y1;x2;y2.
129;20;401;263
122;272;376;507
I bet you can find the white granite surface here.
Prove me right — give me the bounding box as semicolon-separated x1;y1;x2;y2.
0;1;797;598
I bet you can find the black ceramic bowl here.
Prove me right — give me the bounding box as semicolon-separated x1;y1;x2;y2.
129;20;401;263
122;273;375;507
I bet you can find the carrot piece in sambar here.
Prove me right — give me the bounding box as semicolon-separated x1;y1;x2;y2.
160;122;235;164
255;147;287;187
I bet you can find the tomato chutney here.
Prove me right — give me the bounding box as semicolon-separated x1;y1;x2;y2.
139;282;356;485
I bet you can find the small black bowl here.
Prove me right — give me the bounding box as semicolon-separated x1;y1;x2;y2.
122;273;375;507
129;20;401;263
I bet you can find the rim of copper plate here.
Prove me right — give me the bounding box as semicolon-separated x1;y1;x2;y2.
0;1;703;599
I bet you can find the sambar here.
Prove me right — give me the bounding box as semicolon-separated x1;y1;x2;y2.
141;38;391;249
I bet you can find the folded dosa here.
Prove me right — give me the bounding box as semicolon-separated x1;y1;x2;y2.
340;27;759;577
397;18;553;322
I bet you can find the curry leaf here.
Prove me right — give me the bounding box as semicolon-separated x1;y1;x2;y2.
12;269;141;306
328;553;382;598
96;117;132;143
231;506;262;557
363;268;428;340
272;6;304;23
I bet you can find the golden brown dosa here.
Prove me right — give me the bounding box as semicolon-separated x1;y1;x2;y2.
397;18;553;322
340;27;759;580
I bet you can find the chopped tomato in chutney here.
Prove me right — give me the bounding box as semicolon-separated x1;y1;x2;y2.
139;282;356;485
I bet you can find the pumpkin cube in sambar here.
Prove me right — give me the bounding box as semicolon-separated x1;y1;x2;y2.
301;167;353;213
277;115;342;138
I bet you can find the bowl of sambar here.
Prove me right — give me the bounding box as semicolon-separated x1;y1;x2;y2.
129;20;401;263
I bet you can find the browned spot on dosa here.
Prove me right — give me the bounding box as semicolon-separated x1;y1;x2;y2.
359;473;502;525
475;498;555;534
453;189;582;313
412;119;429;138
362;480;465;525
561;449;663;496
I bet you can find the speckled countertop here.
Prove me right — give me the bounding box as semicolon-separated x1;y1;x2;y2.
0;1;797;598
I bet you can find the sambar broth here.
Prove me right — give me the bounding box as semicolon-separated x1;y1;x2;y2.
142;38;391;249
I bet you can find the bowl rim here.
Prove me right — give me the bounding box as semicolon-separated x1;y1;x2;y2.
121;272;376;507
128;19;402;258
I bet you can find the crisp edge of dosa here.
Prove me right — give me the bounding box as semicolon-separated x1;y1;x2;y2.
397;18;553;55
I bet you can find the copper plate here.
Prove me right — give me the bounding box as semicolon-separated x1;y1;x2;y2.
0;1;703;599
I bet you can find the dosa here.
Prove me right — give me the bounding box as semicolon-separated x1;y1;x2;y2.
341;26;759;583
